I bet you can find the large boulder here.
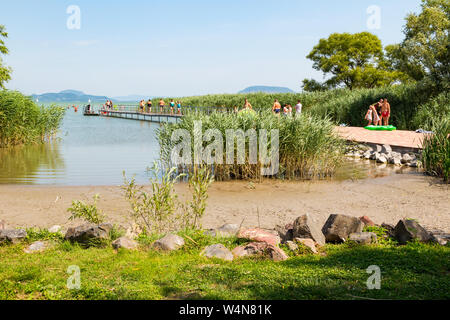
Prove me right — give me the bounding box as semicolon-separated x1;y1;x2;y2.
153;234;185;251
65;223;113;244
292;214;325;246
394;219;433;245
0;229;27;244
112;237;139;250
232;242;288;261
237;228;281;246
349;232;377;244
321;214;364;243
205;224;239;238
201;244;233;261
275;223;294;242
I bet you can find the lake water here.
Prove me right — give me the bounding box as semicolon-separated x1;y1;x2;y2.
0;108;161;185
0;107;419;185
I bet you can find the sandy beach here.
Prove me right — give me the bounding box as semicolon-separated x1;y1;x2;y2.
1;173;449;233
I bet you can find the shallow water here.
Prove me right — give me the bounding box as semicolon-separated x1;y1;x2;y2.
0;108;161;185
0;108;420;185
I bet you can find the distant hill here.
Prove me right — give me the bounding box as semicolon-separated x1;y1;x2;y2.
239;86;295;94
31;90;109;103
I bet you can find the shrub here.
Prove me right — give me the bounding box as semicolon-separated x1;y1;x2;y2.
67;194;105;224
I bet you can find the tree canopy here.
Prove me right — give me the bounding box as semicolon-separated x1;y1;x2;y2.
302;32;403;91
385;0;449;91
0;25;12;89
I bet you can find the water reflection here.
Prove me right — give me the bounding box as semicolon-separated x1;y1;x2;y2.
0;142;65;184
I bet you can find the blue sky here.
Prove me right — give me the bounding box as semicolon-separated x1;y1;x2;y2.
1;0;422;97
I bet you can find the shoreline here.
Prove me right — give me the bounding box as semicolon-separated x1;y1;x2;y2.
1;173;449;233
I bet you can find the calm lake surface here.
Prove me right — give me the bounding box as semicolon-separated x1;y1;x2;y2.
0;108;162;185
0;107;418;185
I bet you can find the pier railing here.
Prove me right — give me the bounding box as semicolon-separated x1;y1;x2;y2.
92;104;235;116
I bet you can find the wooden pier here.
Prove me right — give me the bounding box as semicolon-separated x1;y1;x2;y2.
100;109;182;123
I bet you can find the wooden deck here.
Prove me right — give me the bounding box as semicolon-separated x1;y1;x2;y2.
100;110;182;123
335;126;426;151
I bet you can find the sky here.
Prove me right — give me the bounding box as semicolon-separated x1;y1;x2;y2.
0;0;422;97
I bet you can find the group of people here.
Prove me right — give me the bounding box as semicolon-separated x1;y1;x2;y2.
233;98;303;117
138;99;182;115
271;99;302;117
365;99;391;126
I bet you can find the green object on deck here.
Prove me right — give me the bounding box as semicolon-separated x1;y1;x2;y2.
364;125;397;131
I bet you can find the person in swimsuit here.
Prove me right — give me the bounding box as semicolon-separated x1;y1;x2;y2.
381;99;391;125
365;104;377;126
147;99;152;113
272;99;281;116
139;100;145;113
159;99;165;113
176;101;182;115
243;98;252;110
169;100;175;115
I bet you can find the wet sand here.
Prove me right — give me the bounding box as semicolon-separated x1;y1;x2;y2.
0;173;449;233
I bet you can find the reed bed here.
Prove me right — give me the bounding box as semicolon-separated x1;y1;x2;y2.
155;83;436;130
0;90;65;147
158;111;345;181
421;117;450;182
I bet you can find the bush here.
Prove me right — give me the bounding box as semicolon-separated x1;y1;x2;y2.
0;90;65;147
67;194;105;224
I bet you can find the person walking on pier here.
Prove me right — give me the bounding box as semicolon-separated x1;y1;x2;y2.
177;101;182;115
139;100;145;113
159;99;165;113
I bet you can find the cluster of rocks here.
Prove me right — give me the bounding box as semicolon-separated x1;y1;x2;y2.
1;214;447;259
345;144;420;167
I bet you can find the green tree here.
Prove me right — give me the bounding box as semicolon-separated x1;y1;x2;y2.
0;25;12;89
304;32;403;90
386;0;449;90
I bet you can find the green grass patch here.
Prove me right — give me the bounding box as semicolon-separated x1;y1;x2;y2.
1;231;448;300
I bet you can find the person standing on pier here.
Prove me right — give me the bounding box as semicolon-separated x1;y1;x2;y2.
177;101;182;115
170;99;175;115
159;99;165;113
147;99;152;113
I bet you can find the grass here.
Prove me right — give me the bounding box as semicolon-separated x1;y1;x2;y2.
0;90;65;147
158;111;345;181
0;230;448;300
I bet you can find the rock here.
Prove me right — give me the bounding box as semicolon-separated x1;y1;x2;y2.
363;151;372;159
349;232;377;244
390;157;402;166
0;229;27;244
0;220;7;230
359;216;375;227
394;219;433;245
432;235;448;246
377;155;387;164
408;160;418;168
112;237;139;250
292;214;325;246
206;224;240;238
125;223;142;239
375;145;383;153
321;214;364;243
401;153;413;164
48;225;62;233
237;228;281;246
64;223;113;244
232;242;288;261
382;144;392;153
201;244;233;261
381;223;396;238
369;152;379;160
275;223;294;242
153;234;185;251
24;241;51;253
294;238;318;254
285;241;298;252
